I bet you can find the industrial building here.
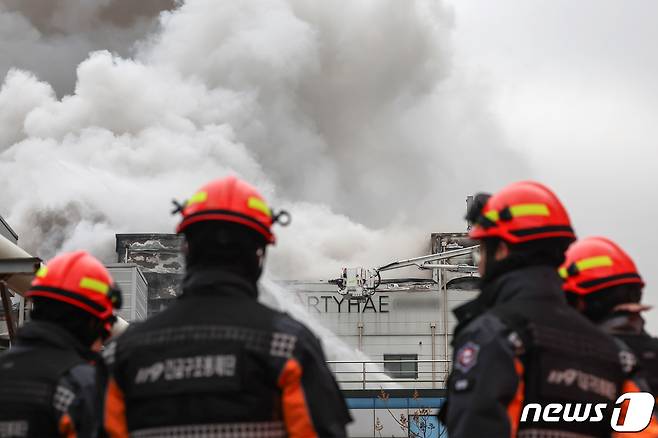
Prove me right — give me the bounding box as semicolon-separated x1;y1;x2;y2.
112;231;478;437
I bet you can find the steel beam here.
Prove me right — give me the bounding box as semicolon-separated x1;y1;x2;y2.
0;257;41;275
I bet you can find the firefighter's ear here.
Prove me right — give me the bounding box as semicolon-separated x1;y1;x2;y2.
494;241;510;261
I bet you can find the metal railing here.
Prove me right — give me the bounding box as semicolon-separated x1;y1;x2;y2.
326;359;451;390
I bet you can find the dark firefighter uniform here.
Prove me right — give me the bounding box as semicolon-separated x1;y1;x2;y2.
0;322;104;438
443;181;658;437
561;236;658;398
0;251;120;438
445;265;647;437
104;268;351;437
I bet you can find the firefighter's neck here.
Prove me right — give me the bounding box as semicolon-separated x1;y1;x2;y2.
184;263;261;298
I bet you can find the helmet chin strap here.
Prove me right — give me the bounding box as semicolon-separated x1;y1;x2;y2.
480;238;507;283
256;248;265;270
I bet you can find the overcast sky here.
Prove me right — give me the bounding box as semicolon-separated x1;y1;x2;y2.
445;0;658;331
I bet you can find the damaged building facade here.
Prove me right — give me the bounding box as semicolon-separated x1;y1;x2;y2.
115;233;184;315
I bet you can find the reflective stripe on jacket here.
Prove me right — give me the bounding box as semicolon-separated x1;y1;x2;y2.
104;268;351;438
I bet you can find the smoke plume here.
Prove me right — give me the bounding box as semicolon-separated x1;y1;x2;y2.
0;0;524;280
0;0;174;95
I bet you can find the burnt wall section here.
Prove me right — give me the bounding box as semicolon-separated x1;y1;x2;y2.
115;234;184;316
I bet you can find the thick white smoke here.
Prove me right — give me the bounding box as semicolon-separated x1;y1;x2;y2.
0;0;524;281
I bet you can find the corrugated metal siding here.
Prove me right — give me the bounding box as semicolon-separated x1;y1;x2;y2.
134;268;148;320
107;264;148;322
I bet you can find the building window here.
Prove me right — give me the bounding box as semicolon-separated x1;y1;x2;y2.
384;354;418;379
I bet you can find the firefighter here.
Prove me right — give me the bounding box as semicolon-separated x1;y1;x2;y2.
0;251;122;438
561;236;658;394
104;176;351;438
442;181;655;437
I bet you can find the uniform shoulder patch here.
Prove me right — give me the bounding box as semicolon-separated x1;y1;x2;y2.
455;341;480;373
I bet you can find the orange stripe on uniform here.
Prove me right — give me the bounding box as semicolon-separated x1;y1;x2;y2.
58;413;77;438
612;380;658;438
277;358;318;438
507;358;525;438
104;377;129;438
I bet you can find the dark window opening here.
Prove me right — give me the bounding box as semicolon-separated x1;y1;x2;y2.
384;354;418;379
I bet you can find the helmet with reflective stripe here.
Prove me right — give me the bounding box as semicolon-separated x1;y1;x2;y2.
175;176;289;244
467;181;576;244
560;237;644;295
26;251;121;320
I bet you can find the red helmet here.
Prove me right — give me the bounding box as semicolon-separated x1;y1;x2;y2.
560;237;644;295
26;251;121;321
468;181;576;244
174;176;289;244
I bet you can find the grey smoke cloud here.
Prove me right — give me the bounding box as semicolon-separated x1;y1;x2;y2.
141;0;524;226
1;0;174;33
0;0;173;95
0;0;524;281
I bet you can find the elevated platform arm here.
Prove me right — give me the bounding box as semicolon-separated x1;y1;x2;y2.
376;245;479;272
330;245;479;300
